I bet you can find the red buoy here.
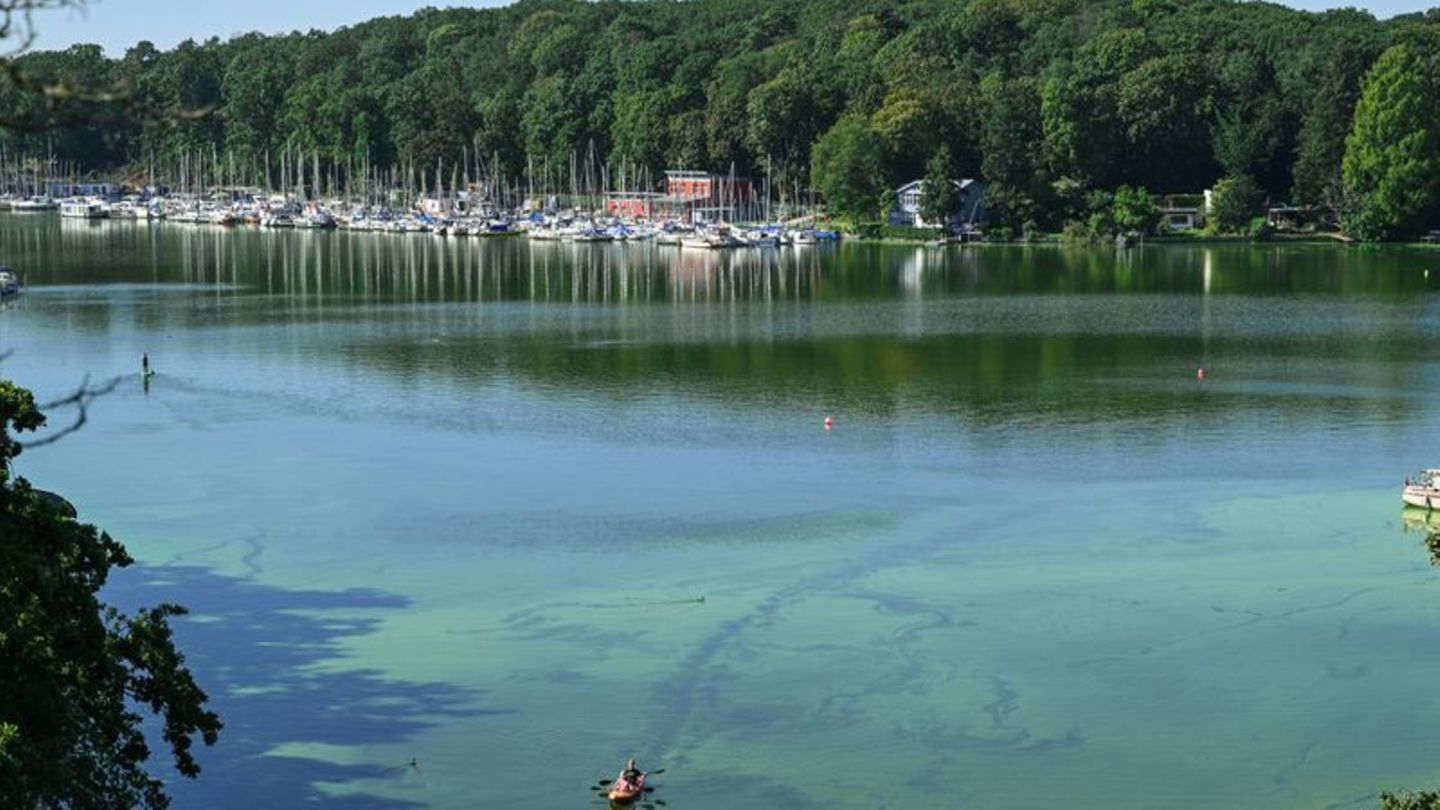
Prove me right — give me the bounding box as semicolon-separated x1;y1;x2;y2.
824;416;834;430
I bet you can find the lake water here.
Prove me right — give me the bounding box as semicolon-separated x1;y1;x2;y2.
3;216;1440;809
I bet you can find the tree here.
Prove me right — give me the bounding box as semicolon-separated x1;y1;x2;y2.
1342;43;1440;241
919;144;957;229
0;379;222;808
746;66;818;187
1206;174;1264;235
1292;39;1380;209
1112;185;1160;235
979;72;1047;233
810;113;884;221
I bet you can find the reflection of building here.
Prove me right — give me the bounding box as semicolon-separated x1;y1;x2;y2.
889;179;984;228
604;170;755;222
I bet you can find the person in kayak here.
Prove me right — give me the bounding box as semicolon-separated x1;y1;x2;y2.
620;758;643;786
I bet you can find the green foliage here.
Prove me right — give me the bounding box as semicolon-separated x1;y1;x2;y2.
746;66;818;186
0;379;221;808
1292;37;1384;208
810;113;884;220
979;72;1047;232
919;145;958;229
1381;790;1440;810
852;222;940;240
1207;174;1264;235
1112;185;1161;235
1342;43;1440;241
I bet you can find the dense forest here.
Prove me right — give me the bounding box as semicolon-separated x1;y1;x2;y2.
3;0;1440;237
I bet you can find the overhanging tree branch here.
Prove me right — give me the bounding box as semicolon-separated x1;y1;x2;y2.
0;0;213;133
19;373;122;450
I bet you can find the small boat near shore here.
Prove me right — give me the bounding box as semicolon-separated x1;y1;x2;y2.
1402;470;1440;509
0;268;20;298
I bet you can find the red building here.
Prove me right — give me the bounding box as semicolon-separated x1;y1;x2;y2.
604;192;662;219
665;171;753;210
603;170;756;222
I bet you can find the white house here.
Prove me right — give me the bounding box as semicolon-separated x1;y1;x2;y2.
1158;192;1210;231
890;179;985;229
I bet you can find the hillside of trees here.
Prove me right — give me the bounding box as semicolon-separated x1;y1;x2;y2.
3;0;1440;237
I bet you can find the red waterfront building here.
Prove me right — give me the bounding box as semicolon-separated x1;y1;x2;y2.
604;170;756;221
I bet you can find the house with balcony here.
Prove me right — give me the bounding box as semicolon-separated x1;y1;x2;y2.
889;178;984;229
1158;193;1208;231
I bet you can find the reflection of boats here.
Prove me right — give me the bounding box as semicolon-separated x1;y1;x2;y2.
1401;506;1440;567
1401;506;1440;532
1402;470;1440;509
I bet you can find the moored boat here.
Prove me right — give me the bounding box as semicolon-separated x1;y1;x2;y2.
1402;470;1440;509
59;199;108;219
0;268;18;297
10;196;57;212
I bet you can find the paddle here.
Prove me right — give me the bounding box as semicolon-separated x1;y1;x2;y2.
589;767;664;792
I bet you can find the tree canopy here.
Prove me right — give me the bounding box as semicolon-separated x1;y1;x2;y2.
0;378;222;808
1342;41;1440;240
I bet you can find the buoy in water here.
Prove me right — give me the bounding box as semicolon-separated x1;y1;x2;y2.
824;416;834;430
1196;367;1206;380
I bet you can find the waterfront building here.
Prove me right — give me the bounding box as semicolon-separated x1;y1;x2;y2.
603;170;756;222
889;178;985;229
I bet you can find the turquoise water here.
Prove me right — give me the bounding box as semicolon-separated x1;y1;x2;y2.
3;218;1440;808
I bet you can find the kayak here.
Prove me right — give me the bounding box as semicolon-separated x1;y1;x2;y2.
607;770;645;802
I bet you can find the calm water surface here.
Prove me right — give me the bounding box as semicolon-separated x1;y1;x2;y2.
3;217;1440;809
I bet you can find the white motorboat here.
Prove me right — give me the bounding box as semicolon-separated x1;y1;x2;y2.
1402;469;1440;509
59;199;108;219
0;268;19;297
10;196;57;212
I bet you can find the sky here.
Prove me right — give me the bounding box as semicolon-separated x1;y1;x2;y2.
26;0;1440;55
29;1;510;55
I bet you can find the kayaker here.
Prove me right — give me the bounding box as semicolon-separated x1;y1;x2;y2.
621;758;643;786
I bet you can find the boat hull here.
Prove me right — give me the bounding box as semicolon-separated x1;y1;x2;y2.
1402;486;1440;509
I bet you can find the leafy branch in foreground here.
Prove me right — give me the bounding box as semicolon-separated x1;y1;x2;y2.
0;378;222;808
0;0;213;133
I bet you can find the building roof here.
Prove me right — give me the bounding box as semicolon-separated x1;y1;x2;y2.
896;179;981;193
